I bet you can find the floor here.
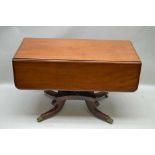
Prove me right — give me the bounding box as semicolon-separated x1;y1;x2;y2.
0;84;155;128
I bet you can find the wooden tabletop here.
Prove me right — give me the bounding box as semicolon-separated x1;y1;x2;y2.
14;38;140;62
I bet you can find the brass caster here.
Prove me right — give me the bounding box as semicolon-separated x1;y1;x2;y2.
106;117;113;124
37;116;44;122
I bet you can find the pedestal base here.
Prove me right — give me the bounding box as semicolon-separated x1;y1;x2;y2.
37;90;113;124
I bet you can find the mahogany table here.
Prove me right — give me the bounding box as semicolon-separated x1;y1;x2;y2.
12;38;141;124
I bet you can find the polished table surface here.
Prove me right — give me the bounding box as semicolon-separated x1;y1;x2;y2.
14;38;140;62
13;38;141;91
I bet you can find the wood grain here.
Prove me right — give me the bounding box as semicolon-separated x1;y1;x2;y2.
14;38;140;62
13;38;141;91
13;60;141;91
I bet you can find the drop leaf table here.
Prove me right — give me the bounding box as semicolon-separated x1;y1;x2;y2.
12;38;141;124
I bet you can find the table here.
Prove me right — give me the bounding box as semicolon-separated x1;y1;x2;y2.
12;38;141;124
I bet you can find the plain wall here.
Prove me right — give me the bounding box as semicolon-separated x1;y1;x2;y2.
0;26;155;85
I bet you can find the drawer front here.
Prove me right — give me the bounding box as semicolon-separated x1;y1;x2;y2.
13;60;141;91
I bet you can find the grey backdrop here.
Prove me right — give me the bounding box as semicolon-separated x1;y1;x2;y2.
0;26;155;85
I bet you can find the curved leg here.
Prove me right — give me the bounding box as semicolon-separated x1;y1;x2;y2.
37;90;113;124
85;100;113;124
37;100;65;122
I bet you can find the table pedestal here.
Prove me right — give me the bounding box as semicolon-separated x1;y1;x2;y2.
37;90;113;124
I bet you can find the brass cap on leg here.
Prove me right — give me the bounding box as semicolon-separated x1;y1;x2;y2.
37;116;44;122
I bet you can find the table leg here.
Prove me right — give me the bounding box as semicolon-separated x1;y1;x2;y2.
37;90;113;124
37;100;65;122
85;100;113;124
